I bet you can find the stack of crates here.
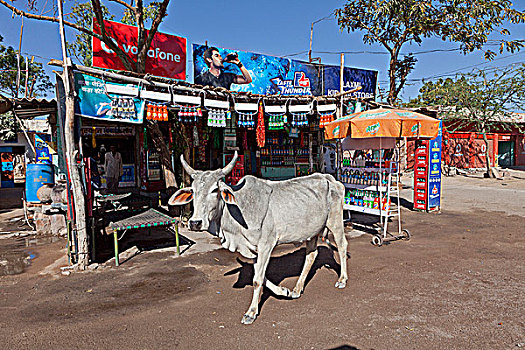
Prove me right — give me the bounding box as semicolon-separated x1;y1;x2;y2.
414;140;429;211
225;154;244;185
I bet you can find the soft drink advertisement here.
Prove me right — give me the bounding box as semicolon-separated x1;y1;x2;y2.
35;133;51;164
74;72;145;124
323;65;377;98
192;44;377;97
92;19;186;80
427;121;442;209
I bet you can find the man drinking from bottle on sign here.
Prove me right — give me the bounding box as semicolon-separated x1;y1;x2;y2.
195;47;252;90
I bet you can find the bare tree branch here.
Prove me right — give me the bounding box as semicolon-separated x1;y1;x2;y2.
0;0;135;70
107;0;133;11
90;0;134;71
1;0;96;39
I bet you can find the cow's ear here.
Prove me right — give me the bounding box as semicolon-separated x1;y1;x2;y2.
168;187;193;206
220;188;237;205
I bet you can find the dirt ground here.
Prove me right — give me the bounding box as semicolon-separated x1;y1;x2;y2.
0;173;524;349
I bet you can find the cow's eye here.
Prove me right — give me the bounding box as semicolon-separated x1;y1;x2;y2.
211;187;218;193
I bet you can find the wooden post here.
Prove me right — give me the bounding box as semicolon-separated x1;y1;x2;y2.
339;53;344;118
16;16;23;98
309;23;314;63
24;56;29;98
57;0;89;269
113;232;119;266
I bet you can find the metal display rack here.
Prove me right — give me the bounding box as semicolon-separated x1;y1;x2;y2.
338;144;410;246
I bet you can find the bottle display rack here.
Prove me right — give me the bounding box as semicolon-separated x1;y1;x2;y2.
336;147;408;246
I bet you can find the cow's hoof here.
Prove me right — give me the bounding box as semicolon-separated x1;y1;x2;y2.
335;281;346;289
290;290;301;299
241;314;256;325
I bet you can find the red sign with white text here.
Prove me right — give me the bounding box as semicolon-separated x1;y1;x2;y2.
92;19;186;80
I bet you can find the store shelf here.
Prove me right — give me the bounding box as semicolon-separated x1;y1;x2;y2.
343;204;397;217
340;166;393;172
342;183;388;192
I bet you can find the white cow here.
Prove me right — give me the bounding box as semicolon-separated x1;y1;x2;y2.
169;152;348;324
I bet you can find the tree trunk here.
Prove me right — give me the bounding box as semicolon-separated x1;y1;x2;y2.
62;70;89;269
145;120;177;190
481;131;494;178
58;0;89;270
388;57;397;106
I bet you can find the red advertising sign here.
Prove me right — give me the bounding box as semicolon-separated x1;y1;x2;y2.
92;19;186;80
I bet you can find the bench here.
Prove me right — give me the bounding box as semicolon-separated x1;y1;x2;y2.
104;208;180;266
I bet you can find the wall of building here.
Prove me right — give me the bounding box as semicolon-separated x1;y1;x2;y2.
516;134;525;166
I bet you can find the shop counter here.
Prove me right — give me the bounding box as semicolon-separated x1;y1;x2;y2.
261;166;295;180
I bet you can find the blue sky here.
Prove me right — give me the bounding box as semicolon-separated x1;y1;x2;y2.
1;0;524;102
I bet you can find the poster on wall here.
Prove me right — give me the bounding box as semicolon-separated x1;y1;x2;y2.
74;72;145;124
92;19;186;80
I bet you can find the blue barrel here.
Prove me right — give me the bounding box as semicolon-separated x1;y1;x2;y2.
25;164;55;202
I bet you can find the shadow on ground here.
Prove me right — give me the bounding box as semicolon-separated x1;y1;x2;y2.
92;227;194;264
225;245;341;310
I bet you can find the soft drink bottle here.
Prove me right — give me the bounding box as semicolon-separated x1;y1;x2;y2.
373;193;380;209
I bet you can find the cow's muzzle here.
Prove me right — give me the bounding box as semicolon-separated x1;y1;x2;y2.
189;219;203;231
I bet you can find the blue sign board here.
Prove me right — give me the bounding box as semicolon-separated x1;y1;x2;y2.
35;133;52;164
427;121;442;209
121;164;135;183
192;44;377;98
74;72;145;124
323;65;377;98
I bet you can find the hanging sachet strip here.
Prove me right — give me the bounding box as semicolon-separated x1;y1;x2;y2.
146;103;168;121
206;108;229;127
319;112;335;128
204;98;230;128
291;112;309;127
317;103;337;128
234;102;258;128
267;113;286;130
175;104;202;123
256;101;265;148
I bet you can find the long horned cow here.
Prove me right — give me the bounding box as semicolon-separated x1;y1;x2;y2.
169;151;349;324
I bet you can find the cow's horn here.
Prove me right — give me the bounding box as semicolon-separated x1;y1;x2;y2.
222;151;238;175
180;154;196;176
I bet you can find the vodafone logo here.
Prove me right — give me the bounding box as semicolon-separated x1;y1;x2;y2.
100;40;181;63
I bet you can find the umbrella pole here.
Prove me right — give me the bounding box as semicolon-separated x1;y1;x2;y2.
379;137;383;224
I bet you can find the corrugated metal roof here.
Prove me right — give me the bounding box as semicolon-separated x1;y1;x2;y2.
1;94;57;118
11;97;57;119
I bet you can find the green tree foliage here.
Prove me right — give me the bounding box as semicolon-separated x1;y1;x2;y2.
335;0;525;106
65;0;161;67
66;1;114;67
0;35;53;141
0;112;18;141
408;65;525;175
121;2;161;26
0;0;171;73
0;35;53;98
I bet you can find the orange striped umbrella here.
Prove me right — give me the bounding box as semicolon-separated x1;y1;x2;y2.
324;108;440;140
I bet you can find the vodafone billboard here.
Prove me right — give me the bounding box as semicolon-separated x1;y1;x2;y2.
92;19;186;80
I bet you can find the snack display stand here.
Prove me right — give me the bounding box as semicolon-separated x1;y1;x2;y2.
337;137;409;246
324;108;440;246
